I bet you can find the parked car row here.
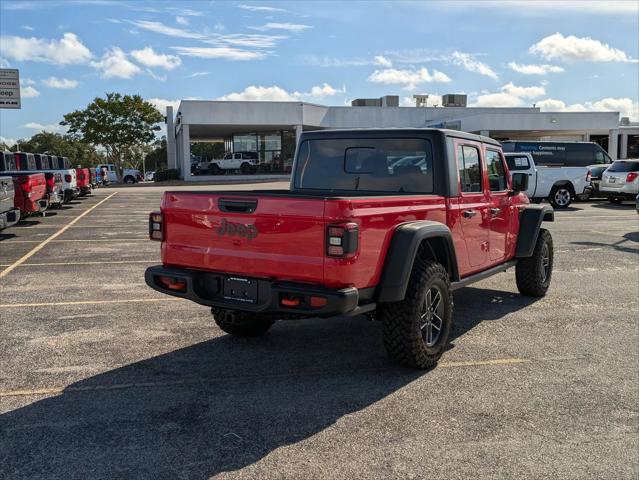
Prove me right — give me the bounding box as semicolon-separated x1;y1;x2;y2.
0;151;102;231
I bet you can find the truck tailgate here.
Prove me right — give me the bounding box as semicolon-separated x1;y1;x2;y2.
161;192;326;283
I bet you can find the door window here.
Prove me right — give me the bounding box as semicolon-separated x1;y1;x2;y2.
233;153;242;160
457;145;482;193
486;150;508;191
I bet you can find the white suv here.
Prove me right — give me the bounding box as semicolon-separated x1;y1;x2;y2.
600;159;639;204
199;152;258;175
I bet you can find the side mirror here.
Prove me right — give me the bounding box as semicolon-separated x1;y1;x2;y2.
510;172;529;195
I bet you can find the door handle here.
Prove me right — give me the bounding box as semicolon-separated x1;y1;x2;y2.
490;207;501;216
462;209;477;218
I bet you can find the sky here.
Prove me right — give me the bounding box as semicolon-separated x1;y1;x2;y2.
0;0;638;145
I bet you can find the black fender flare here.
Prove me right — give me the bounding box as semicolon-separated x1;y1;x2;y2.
376;221;459;303
515;204;554;257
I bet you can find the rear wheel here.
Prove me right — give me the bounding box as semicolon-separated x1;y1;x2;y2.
212;308;275;337
240;162;251;175
549;185;573;209
516;228;553;297
379;259;453;369
210;164;222;175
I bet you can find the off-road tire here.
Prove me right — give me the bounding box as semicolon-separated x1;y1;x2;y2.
516;228;553;297
123;175;135;184
212;308;275;337
240;162;251;175
549;185;573;209
210;164;222;175
379;260;453;369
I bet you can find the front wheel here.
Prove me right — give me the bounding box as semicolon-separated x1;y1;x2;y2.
240;162;252;175
549;186;573;209
212;308;275;337
516;228;553;297
123;176;135;184
379;259;453;369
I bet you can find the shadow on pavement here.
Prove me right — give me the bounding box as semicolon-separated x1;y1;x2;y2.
0;286;538;479
0;233;17;241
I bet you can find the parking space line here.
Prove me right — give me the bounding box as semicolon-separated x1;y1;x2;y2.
0;357;530;398
0;239;148;244
0;193;118;279
0;260;157;267
0;297;181;308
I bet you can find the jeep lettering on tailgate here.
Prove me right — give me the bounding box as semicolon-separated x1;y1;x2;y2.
216;218;258;240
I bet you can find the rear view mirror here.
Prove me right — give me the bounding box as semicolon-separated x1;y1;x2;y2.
510;172;529;194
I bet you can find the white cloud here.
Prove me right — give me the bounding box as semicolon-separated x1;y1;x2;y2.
22;122;63;132
451;51;498;79
529;33;636;62
171;46;267;61
130;20;206;40
176;16;188;26
508;62;564;75
368;67;451;89
130;46;181;70
148;97;182;113
470;82;545;107
42;76;78;89
238;4;288;12
217;83;345;102
501;82;545;98
424;1;638;14
20;77;35;86
374;55;392;67
186;71;210;78
250;22;311;32
21;86;40;98
0;57;9;68
302;55;377;67
0;136;17;147
91;47;141;79
537;97;639;121
208;33;285;49
0;32;92;65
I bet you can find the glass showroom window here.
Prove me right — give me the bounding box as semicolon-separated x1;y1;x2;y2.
233;134;257;152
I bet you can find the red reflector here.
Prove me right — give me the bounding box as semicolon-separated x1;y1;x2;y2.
328;245;344;256
158;276;186;291
310;296;327;308
281;296;301;306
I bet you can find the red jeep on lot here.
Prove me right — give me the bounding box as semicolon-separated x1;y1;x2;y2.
146;129;554;368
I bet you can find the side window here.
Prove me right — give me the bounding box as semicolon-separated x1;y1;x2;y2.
505;155;530;171
457;145;482;193
223;153;232;160
486;150;508;191
234;153;242;160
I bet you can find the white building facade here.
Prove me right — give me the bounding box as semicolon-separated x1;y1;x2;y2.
166;100;638;180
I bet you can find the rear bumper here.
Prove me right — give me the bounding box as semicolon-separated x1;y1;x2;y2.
0;208;20;229
145;265;360;317
48;191;63;205
576;185;592;200
63;188;79;202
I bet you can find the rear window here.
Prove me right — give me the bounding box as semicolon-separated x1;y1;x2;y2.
505;155;531;171
589;165;607;177
294;138;433;193
1;153;17;171
607;161;639;173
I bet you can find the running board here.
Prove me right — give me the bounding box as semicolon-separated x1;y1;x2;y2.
451;260;517;291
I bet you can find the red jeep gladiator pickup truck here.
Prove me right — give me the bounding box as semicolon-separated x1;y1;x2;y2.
146;129;554;368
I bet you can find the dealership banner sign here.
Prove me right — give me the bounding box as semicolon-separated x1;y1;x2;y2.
0;69;21;109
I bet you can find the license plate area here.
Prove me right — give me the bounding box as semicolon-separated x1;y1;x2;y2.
223;276;258;304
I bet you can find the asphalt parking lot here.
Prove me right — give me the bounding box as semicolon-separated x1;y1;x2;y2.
1;185;637;480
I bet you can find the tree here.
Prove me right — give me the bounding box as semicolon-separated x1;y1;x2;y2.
8;132;105;166
61;93;163;181
145;138;168;172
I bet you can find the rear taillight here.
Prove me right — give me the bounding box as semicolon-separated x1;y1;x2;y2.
46;175;55;191
64;174;72;182
326;223;359;257
586;170;591;182
149;212;164;241
626;172;638;183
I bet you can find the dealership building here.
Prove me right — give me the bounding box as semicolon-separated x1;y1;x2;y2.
166;94;639;179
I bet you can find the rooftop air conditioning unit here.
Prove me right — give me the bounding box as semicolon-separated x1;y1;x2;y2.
442;94;467;107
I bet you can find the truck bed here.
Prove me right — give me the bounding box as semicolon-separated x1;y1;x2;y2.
160;190;447;289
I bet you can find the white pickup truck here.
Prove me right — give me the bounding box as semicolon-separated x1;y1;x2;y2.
199;152;258;175
504;152;592;208
96;164;142;184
